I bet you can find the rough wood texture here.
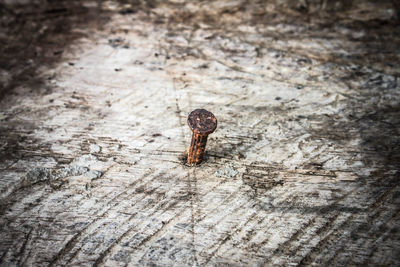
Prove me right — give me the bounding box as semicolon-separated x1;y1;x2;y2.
1;0;399;266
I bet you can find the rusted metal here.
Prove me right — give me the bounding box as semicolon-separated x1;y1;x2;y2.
187;109;217;165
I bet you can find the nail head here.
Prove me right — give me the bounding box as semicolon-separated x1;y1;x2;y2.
187;109;217;136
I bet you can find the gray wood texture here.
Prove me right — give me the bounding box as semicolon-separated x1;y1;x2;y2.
0;0;399;266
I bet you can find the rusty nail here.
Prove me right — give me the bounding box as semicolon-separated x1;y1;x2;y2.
187;109;217;165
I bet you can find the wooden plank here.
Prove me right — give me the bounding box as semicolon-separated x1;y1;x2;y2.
0;0;399;266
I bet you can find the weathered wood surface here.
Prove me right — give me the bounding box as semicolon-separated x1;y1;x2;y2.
0;0;399;266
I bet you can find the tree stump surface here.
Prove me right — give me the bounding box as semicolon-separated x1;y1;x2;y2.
0;1;399;266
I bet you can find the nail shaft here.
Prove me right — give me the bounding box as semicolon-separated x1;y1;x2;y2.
188;133;208;164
